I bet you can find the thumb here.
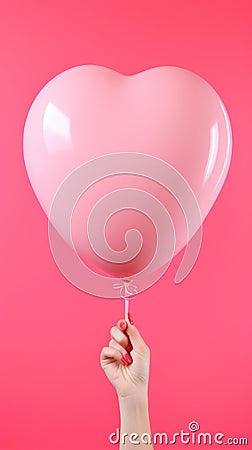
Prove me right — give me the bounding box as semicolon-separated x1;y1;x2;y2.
126;314;148;354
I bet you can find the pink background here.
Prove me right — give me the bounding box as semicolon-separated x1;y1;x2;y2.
1;1;251;449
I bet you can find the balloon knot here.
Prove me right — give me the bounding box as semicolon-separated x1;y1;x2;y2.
113;279;138;301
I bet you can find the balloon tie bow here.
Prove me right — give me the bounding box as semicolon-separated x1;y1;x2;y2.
113;279;138;300
113;279;138;320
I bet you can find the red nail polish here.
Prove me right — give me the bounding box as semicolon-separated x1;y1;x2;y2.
125;344;133;353
124;353;133;364
128;313;134;325
121;357;129;366
119;320;126;330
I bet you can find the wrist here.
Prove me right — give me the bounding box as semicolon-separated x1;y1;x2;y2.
118;389;149;410
118;390;151;438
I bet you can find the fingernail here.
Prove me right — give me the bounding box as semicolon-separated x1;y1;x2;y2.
128;313;134;325
119;320;126;331
125;343;133;352
121;357;129;366
124;353;133;364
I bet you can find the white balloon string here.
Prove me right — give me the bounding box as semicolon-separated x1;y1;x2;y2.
113;279;138;320
125;299;129;322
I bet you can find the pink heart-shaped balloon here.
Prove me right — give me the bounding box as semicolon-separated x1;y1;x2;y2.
23;65;232;281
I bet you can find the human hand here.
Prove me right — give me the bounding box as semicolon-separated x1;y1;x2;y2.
100;315;150;400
